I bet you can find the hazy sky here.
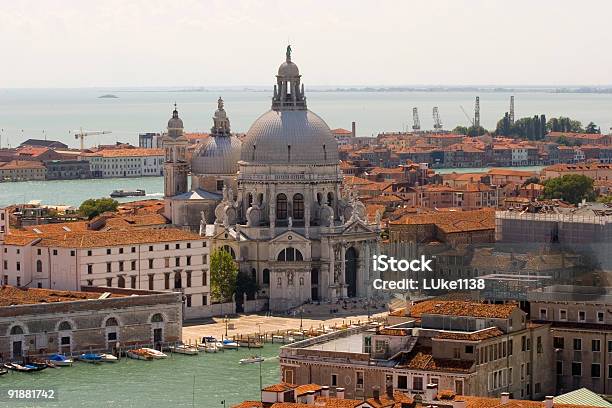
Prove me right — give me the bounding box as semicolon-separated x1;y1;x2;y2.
2;0;611;88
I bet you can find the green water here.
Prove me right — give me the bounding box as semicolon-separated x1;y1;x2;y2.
0;345;280;407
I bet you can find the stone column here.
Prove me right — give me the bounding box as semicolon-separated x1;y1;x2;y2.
304;186;311;238
269;184;276;236
340;244;347;298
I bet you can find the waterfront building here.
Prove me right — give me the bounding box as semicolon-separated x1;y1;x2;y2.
279;300;555;401
163;48;380;311
0;227;211;319
0;285;182;360
44;159;91;180
82;147;164;178
541;162;612;181
528;285;612;395
19;139;68;149
0;160;47;181
138;132;162;148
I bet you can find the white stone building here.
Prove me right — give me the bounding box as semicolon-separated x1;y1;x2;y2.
83;148;164;178
164;47;381;311
0;228;211;319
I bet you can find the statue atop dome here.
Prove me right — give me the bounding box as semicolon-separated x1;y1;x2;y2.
286;44;292;62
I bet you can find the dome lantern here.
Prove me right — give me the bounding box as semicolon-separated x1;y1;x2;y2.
167;103;184;139
272;45;306;111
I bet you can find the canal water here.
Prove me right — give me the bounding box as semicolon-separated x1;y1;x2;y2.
1;344;281;407
0;165;544;208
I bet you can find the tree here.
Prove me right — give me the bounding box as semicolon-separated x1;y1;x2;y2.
541;174;596;205
547;116;583;133
466;125;487;137
522;176;541;186
585;122;600;134
453;125;469;135
210;248;238;303
78;198;118;219
236;271;260;301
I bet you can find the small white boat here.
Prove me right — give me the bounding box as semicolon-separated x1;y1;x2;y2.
127;349;153;361
169;344;199;355
204;344;219;353
239;356;265;364
100;353;118;363
238;340;264;348
141;348;167;359
48;354;73;367
222;339;240;349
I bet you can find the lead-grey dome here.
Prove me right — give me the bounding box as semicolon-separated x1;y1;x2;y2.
278;61;299;77
240;109;339;165
192;135;242;175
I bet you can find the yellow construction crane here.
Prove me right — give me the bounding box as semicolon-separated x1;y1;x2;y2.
71;128;112;150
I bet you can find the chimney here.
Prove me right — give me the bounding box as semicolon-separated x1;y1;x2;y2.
452;400;467;408
372;386;381;400
351;122;356;138
544;396;554;408
425;383;438;401
336;388;345;399
500;392;510;404
321;386;330;398
306;391;315;405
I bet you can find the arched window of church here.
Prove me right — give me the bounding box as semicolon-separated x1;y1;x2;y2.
327;192;334;206
277;248;303;262
276;194;288;220
263;269;270;285
222;245;236;260
292;194;304;220
36;260;42;273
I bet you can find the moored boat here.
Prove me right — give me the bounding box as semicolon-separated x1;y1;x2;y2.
239;356;265;364
4;363;35;372
204;343;219;353
0;367;7;375
78;353;102;364
127;349;153;361
221;339;240;349
238;340;263;348
141;348;167;359
100;353;118;363
48;354;73;367
168;344;199;355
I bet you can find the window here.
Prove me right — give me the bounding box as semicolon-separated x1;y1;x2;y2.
70;250;75;256
186;295;192;308
397;375;408;389
119;248;124;254
106;262;112;273
117;276;125;288
148;274;154;290
572;362;582;376
149;259;154;269
508;339;513;356
202;295;207;306
175;257;180;267
58;321;72;331
355;371;364;389
597;311;605;323
292;193;304;219
263;269;270;285
579;311;586;322
539;308;548;320
554;337;564;349
187;243;191;249
453;348;460;359
16;262;20;271
331;374;338;387
53;249;58;256
593;339;601;352
574;338;582;351
186;271;192;287
216;180;224;191
413;376;423;391
557;361;563;375
276;193;288;220
149;246;153;252
608;365;612;379
87;250;92;256
165;244;169;250
277;247;303;261
107;249;111;255
592;363;601;378
202;271;207;286
36;260;42;273
537;336;543;354
106;277;113;286
131;260;136;271
130;275;136;289
164;273;170;289
175;243;180;250
186;256;191;266
131;247;136;253
119;261;124;272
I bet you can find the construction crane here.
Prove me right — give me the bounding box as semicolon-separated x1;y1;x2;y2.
459;105;475;126
432;107;443;132
71;128;112;150
474;96;480;128
412;107;421;132
509;96;515;124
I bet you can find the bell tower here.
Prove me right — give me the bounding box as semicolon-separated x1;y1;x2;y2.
163;104;189;197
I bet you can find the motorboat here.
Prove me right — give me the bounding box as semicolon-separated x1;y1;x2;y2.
204;343;219;353
110;189;146;198
48;354;73;367
141;348;168;359
169;344;199;355
222;339;240;350
78;353;102;364
239;356;265;364
100;353;118;363
202;336;218;343
127;349;153;361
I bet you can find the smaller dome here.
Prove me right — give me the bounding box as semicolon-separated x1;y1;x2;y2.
278;61;299;77
191;135;242;175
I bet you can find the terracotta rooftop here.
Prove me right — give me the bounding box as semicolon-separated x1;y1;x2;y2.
398;299;518;319
395;346;474;373
390;208;495;234
435;327;504;341
0;286;123;307
0;160;46;170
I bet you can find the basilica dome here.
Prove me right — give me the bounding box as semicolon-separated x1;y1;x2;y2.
240;109;338;165
191;135;241;174
191;97;242;175
240;46;339;166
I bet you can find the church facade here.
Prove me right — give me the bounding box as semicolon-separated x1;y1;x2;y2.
163;47;380;311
